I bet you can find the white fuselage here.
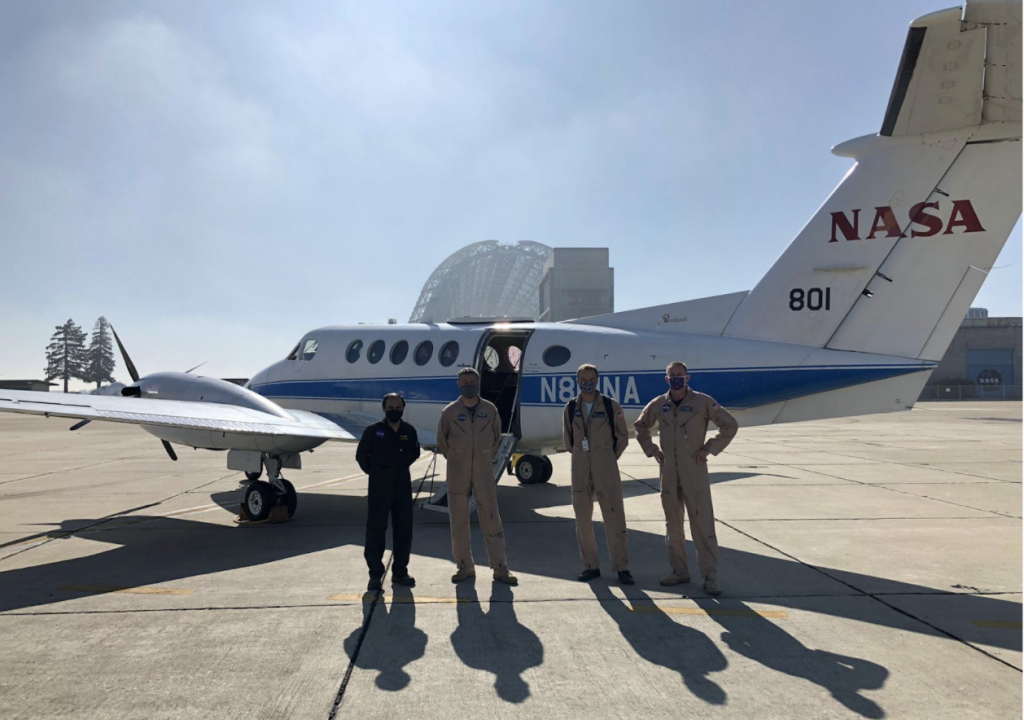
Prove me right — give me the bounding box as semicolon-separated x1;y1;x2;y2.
246;322;934;454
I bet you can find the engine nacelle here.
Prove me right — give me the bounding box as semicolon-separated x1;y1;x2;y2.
121;372;293;418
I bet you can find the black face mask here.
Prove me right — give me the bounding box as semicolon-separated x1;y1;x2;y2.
385;409;403;424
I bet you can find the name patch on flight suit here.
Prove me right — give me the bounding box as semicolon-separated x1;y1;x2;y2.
399;435;409;441
457;413;467;422
679;406;694;412
592;412;606;419
476;413;488;419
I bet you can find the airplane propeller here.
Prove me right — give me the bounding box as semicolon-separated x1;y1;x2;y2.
107;325;178;462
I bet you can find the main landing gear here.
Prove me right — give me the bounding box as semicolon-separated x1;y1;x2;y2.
512;454;553;485
241;455;297;522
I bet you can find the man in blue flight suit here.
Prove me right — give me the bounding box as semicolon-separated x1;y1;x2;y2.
356;393;421;591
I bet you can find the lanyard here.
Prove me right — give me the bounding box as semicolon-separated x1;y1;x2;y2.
581;397;596;441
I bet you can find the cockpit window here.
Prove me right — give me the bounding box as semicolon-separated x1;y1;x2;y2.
368;340;385;364
346;340;363;363
287;343;300;361
301;339;318;361
439;341;459;367
414;341;433;366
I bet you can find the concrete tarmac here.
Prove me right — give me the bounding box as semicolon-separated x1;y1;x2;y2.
0;402;1020;719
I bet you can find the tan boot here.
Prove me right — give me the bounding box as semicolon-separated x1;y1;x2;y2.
451;567;476;584
659;570;691;586
493;567;519;586
703;576;722;596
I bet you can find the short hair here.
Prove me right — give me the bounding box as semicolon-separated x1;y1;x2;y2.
576;363;599;379
457;367;480;381
381;392;406;409
666;361;688;375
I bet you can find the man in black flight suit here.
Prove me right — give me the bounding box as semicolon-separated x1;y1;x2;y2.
356;393;421;591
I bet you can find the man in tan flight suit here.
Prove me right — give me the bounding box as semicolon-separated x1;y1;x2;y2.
634;361;738;596
436;367;518;585
563;364;634;585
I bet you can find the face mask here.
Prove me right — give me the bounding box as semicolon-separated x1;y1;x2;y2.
459;384;479;399
579;380;597;394
385;409;403;423
669;376;688;391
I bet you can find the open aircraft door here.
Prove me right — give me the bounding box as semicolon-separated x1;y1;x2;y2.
473;326;534;439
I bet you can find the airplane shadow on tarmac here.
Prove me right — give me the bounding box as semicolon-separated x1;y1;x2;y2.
0;480;1018;716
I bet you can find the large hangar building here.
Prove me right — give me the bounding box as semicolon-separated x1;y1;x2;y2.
409;240;552;323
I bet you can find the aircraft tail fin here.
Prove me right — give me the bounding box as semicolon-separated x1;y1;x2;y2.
722;2;1021;360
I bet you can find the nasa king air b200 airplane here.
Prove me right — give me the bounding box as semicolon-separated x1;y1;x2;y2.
1;1;1021;521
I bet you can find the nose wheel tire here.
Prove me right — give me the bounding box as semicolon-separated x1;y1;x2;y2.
515;455;544;485
244;482;274;521
244;470;262;481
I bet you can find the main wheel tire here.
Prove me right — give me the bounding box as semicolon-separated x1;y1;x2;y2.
244;470;262;481
243;482;274;521
540;456;553;483
515;455;543;485
278;479;298;518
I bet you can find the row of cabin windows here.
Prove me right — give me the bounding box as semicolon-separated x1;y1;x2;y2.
346;339;460;366
288;338;573;368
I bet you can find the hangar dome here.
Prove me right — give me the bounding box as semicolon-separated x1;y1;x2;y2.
409;240;552;323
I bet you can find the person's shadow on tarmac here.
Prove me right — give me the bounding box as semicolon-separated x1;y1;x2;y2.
344;585;428;691
592;584;728;704
709;599;888;719
450;581;544;703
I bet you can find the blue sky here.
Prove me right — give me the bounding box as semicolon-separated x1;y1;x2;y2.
1;1;1020;385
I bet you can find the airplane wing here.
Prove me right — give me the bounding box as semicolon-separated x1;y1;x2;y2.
0;390;357;441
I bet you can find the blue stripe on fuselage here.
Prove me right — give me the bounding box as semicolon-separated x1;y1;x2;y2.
250;364;931;409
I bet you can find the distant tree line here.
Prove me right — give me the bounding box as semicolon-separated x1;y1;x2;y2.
44;317;117;392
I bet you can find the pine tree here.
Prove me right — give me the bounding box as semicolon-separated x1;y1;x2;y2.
85;316;117;388
44;319;88;393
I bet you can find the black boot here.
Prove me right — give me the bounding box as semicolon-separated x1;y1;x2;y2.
578;568;601;582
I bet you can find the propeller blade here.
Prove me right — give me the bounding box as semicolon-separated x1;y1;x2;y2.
161;440;178;462
184;361;207;374
109;325;140;383
69;419;91;431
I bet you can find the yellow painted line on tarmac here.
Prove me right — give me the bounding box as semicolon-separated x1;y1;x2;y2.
327;593;470;604
971;619;1022;629
58;584;194;596
629;605;788;619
